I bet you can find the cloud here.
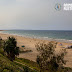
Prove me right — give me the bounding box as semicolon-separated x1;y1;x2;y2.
0;0;72;30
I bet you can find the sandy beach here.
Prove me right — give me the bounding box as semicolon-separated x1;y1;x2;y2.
0;33;72;68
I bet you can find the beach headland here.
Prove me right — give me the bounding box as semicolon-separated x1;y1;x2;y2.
0;33;72;68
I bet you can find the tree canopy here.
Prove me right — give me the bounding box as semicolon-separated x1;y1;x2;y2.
3;37;19;61
36;42;67;72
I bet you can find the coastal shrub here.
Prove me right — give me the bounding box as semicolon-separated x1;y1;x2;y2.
23;66;29;72
36;42;67;72
0;38;3;47
0;39;5;55
2;69;9;72
0;48;4;55
0;39;2;47
3;37;19;61
23;66;38;72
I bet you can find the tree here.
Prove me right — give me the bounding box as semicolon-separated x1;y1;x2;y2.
35;42;67;72
3;37;19;61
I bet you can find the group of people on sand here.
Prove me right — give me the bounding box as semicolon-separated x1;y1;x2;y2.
59;43;72;49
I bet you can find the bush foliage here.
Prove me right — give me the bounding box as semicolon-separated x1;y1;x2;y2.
0;37;72;72
36;42;67;72
3;37;19;61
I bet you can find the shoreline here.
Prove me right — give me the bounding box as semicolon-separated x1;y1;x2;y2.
0;32;72;68
0;32;72;43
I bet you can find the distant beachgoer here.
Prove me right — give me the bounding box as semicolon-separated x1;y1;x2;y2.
59;43;63;46
65;45;72;49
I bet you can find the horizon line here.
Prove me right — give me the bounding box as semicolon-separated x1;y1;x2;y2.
0;29;72;31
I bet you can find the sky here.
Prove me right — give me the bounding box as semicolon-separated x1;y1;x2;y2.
0;0;72;30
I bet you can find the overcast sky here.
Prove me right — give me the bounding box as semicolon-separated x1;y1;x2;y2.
0;0;72;30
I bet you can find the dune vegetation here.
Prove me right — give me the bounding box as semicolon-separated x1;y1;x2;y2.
0;37;72;72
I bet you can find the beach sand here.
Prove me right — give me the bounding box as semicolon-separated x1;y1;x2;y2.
0;33;72;68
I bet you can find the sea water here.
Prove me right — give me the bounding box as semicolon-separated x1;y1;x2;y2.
1;30;72;43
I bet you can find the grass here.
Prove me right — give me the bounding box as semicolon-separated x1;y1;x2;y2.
0;52;38;72
14;61;38;72
15;58;40;71
0;53;23;72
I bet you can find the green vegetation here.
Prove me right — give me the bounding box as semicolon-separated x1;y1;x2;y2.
0;53;23;72
35;42;71;72
0;37;40;72
0;39;4;55
15;58;39;71
0;53;38;72
14;61;38;72
0;38;23;72
0;37;72;72
3;37;19;61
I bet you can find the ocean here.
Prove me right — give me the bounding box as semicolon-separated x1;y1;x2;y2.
1;30;72;43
